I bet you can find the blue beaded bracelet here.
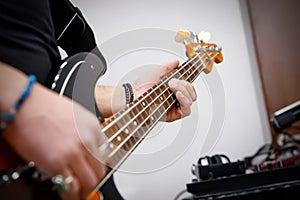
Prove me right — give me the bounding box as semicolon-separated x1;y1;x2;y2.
0;74;37;133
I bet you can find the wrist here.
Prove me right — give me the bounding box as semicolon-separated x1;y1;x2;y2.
95;85;126;117
0;75;36;133
0;64;28;113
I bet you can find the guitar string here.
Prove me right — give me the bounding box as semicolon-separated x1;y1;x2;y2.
92;51;219;191
100;50;219;160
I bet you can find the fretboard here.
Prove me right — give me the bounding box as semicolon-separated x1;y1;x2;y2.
99;53;208;170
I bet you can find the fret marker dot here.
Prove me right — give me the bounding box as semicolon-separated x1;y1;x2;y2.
160;96;163;100
134;121;137;126
125;129;129;134
109;143;114;149
150;116;154;121
117;136;122;141
142;102;146;106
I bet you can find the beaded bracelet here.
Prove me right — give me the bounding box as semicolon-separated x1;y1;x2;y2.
0;74;37;133
122;83;134;104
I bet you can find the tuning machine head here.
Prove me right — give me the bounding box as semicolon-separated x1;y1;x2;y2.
175;29;223;73
175;29;191;43
197;31;211;43
175;29;212;44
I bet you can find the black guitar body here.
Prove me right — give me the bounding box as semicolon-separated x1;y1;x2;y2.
52;52;105;116
52;52;124;200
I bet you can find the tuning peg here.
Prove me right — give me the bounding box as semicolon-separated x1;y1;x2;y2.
208;46;215;52
191;32;199;42
215;46;222;52
198;31;211;43
175;29;191;43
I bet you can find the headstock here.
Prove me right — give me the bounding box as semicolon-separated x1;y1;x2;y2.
175;29;223;74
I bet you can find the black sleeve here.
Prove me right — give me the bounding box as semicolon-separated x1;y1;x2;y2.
49;0;107;74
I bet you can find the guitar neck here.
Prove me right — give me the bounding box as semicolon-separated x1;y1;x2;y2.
99;54;206;171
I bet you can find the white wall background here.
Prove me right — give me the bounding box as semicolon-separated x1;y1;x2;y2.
72;0;271;199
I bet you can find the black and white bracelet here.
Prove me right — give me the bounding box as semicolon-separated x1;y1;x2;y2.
122;83;134;104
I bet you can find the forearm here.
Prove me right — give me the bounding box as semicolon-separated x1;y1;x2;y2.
0;63;108;197
94;85;127;118
0;62;28;113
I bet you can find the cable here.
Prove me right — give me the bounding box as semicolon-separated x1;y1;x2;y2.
173;189;188;200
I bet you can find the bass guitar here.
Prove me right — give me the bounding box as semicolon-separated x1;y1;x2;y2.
0;30;223;200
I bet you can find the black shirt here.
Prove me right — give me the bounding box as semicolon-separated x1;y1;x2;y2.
0;0;61;84
0;1;122;198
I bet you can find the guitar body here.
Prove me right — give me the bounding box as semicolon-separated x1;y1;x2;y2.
51;53;123;200
0;52;109;200
51;52;105;113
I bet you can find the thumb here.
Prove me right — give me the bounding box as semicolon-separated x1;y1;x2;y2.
160;60;180;77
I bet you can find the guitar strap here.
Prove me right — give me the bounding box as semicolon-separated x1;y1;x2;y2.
49;1;124;199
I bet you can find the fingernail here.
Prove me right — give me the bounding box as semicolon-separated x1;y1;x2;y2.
169;79;178;88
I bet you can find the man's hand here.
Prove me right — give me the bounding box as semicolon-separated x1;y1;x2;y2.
1;64;107;200
133;60;197;122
